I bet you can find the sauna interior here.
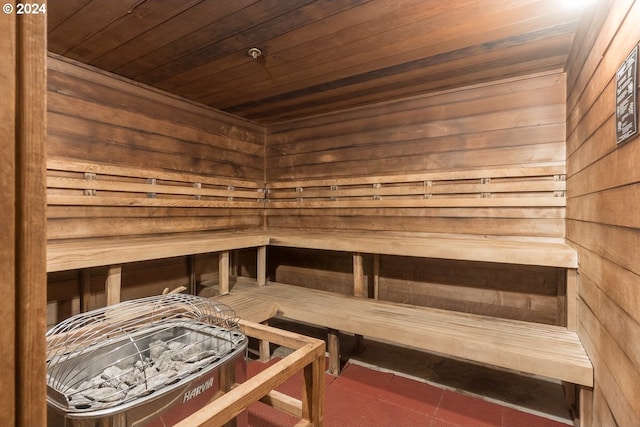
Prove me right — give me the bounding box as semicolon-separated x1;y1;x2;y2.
3;0;639;426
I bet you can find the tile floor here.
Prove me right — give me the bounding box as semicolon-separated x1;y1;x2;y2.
246;359;570;427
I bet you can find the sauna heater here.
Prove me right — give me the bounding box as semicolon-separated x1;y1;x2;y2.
46;294;248;427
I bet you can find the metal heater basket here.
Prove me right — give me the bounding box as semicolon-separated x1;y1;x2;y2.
46;294;247;426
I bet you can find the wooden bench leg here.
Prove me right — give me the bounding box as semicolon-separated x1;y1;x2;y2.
302;349;325;426
352;253;366;353
257;245;267;286
188;254;197;295
566;268;578;332
219;251;230;295
80;268;92;312
328;329;340;375
260;320;271;362
105;265;122;306
373;254;380;300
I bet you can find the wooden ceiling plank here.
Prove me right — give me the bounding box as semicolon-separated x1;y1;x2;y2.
64;0;204;63
158;0;457;96
228;28;575;121
197;1;578;108
136;0;368;87
114;0;315;79
89;0;258;72
192;0;487;105
48;0;144;55
47;0;92;33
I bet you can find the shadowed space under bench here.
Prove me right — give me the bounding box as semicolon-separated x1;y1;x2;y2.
247;358;570;427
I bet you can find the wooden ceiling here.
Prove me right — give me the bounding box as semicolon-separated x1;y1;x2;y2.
48;0;590;124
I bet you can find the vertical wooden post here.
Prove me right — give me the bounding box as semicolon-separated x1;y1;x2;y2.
353;253;364;297
188;254;197;295
579;386;593;427
327;329;340;375
353;253;365;352
259;321;271;362
257;245;267;286
0;7;47;426
80;269;92;312
302;350;325;426
219;251;230;295
105;265;122;306
373;254;380;300
566;268;578;332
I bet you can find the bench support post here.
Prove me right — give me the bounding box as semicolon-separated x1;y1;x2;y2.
353;253;365;352
260;320;271;362
80;269;92;312
188;255;197;295
566;268;578;332
105;265;122;306
257;246;267;286
219;251;230;295
373;254;380;299
327;329;340;375
353;253;364;297
302;348;325;426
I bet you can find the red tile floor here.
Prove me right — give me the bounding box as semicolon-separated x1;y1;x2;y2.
247;359;569;427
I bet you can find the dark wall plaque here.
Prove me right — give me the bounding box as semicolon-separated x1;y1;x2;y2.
616;45;638;145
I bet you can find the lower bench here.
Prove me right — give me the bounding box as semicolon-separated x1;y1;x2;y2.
215;279;593;388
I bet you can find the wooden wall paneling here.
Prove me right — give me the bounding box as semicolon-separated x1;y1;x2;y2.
578;298;640;426
0;6;47;426
0;9;17;424
565;0;640;424
46;56;266;242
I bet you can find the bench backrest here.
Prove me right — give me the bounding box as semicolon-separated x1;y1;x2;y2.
47;159;265;239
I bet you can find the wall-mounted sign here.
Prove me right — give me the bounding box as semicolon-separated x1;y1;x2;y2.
616;45;638;145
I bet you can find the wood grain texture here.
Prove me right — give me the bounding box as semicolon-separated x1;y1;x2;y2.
0;9;17;425
46;0;585;123
266;72;566;238
47;57;266;240
565;1;640;424
9;7;48;426
224;280;593;386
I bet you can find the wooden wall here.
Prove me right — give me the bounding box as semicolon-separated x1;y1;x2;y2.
46;55;265;324
47;54;265;240
266;71;567;237
1;8;48;426
266;72;568;324
565;1;640;426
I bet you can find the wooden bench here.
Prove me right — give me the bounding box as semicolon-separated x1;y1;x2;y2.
46;160;592;414
217;279;593;388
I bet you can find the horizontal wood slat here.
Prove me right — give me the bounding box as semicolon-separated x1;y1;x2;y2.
224;280;593;386
266;164;566;209
47;160;266;209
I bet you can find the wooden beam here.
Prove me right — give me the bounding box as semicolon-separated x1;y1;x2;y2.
353;253;364;297
567;268;578;332
257;245;267;286
259;390;302;418
80;269;92;312
260;321;271;362
219;251;230;295
327;329;340;375
373;254;380;300
0;7;48;426
302;350;325;426
105;265;122;306
188;254;197;295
